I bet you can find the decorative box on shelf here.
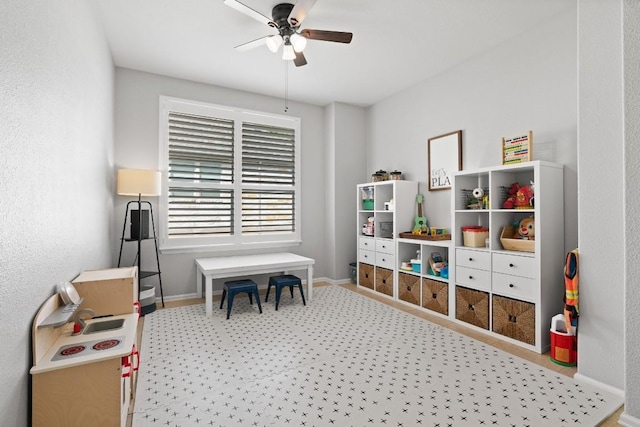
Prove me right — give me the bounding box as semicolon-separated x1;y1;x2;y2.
461;226;489;247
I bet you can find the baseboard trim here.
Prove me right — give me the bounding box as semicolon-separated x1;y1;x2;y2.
619;412;640;427
573;373;625;397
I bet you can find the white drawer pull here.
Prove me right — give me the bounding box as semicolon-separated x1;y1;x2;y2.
509;263;514;267
509;283;514;288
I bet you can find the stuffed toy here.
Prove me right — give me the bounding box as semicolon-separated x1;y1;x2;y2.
514;217;535;240
502;182;520;209
514;184;534;209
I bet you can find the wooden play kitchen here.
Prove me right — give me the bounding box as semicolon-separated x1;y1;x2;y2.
30;267;139;427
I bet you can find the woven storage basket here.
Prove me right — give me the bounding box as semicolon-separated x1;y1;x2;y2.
358;263;374;290
398;273;420;306
455;286;489;329
375;267;394;296
422;279;448;315
492;295;536;345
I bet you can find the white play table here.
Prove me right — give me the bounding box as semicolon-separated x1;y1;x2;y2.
195;252;315;317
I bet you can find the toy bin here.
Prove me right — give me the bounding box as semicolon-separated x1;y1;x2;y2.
410;259;421;273
462;226;489;247
500;226;535;253
550;314;577;366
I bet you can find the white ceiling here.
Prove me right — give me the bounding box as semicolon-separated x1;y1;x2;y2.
96;0;574;107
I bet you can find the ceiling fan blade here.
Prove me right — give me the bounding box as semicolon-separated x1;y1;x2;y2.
300;29;353;44
223;0;276;28
234;36;269;52
288;0;318;27
293;50;307;67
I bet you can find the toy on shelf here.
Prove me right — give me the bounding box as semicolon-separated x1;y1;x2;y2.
465;187;489;210
503;181;535;209
502;182;520;209
412;194;428;235
428;252;447;276
362;216;374;236
514;217;535;240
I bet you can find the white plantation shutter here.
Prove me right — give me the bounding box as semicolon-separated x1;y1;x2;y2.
168;187;234;236
242;122;295;185
168;112;234;184
159;97;300;251
167;112;235;237
241;121;295;235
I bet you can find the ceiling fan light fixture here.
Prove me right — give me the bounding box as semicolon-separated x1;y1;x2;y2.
266;35;283;53
290;32;307;52
282;43;296;60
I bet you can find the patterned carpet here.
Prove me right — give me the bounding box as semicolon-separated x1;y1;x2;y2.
133;285;622;426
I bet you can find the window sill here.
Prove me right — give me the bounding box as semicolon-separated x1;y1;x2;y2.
159;239;302;255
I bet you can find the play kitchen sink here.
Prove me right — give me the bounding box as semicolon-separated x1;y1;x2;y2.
83;317;125;334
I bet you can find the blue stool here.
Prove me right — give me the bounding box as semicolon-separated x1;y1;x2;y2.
266;275;306;311
220;279;262;319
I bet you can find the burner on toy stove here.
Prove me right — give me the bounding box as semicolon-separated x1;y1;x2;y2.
60;345;86;356
92;339;121;351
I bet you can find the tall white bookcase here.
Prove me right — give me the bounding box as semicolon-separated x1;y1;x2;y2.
356;180;418;299
451;161;565;353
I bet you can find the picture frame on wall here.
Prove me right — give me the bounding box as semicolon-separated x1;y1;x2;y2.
428;130;462;191
502;131;533;165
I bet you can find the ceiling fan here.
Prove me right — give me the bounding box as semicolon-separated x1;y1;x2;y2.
223;0;353;67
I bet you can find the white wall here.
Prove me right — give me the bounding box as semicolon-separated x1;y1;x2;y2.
575;0;626;395
324;103;367;280
0;2;115;426
367;9;578;253
114;68;327;297
623;0;640;423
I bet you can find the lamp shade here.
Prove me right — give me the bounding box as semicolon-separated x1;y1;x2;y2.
290;33;307;53
117;169;161;196
282;43;296;60
266;35;283;53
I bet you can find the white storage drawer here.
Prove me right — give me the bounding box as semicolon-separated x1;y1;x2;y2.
492;253;536;279
359;249;375;264
375;238;395;255
455;266;491;292
456;248;491;270
492;272;537;302
376;252;395;269
359;237;375;250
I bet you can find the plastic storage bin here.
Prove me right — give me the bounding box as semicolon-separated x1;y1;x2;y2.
462;226;489;247
361;187;374;210
349;262;357;284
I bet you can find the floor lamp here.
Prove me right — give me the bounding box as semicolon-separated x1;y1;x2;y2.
117;169;164;313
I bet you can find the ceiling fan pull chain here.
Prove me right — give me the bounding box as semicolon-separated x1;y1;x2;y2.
284;61;289;113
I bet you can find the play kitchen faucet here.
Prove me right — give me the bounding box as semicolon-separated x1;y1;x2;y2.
72;308;95;334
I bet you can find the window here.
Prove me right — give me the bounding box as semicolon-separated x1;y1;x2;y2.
159;97;301;252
